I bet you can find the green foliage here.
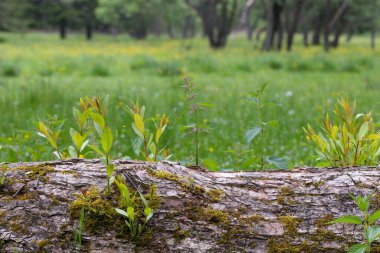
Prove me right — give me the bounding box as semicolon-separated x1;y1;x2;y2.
244;83;287;170
0;165;7;186
181;77;212;167
328;194;380;253
73;207;85;251
36;116;65;159
305;98;380;167
1;63;20;77
114;175;155;240
127;101;170;161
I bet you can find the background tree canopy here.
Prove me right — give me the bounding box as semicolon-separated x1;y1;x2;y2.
0;0;378;50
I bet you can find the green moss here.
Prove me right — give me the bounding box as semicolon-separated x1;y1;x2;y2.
167;212;175;220
12;164;55;182
266;239;316;253
150;170;188;189
9;221;28;233
135;229;154;248
206;189;223;202
202;208;230;225
279;215;300;237
193;185;206;195
37;239;50;249
174;229;190;241
60;170;79;178
69;186;119;233
276;186;296;205
313;214;344;243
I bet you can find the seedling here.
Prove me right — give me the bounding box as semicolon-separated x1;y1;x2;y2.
114;175;154;239
68;98;92;158
181;77;211;166
73;207;85;251
328;194;380;253
245;83;287;170
89;116;115;193
0;165;7;186
305;98;380;167
36;116;65;159
127;101;169;161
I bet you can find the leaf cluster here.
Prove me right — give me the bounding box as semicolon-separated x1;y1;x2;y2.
328;194;380;253
305;98;380;167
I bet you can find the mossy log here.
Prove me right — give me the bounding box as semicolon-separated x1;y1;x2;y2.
1;159;380;252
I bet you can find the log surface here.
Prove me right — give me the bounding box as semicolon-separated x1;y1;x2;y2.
1;159;380;252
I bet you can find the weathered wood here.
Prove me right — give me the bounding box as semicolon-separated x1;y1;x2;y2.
1;159;380;252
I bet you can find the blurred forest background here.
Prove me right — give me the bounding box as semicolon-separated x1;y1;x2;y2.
0;0;379;170
0;0;378;50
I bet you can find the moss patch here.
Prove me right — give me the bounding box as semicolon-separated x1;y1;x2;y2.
11;164;55;182
206;189;223;202
276;186;296;205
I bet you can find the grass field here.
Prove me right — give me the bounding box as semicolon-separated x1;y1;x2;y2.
0;32;379;169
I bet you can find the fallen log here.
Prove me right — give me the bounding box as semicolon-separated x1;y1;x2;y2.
1;159;380;252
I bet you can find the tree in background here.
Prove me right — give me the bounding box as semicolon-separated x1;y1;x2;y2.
0;0;30;33
186;0;239;49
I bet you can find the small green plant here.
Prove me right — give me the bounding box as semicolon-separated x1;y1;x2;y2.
68;98;92;158
181;77;211;166
245;83;287;170
88;116;115;193
127;101;169;161
36;116;65;159
225;143;255;171
305;98;380;167
114;175;154;240
73;206;85;251
0;165;7;186
328;194;380;253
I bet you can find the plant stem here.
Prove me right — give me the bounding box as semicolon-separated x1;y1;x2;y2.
259;98;265;170
195;107;199;166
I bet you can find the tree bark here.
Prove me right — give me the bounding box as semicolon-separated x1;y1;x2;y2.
286;0;306;51
86;24;92;41
1;159;380;252
59;18;67;40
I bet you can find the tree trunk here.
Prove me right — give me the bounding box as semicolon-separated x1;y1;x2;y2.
286;0;306;51
262;0;284;51
59;18;67;40
1;159;379;252
371;0;377;49
86;24;92;41
303;29;309;47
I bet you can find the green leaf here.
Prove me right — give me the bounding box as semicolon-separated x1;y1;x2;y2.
106;164;115;177
115;208;128;217
203;159;218;171
70;128;83;150
132;124;144;139
134;113;145;134
132;137;143;156
347;243;367;253
369;209;380;225
101;127;113;154
327;215;363;225
144;207;153;221
88;144;105;157
358;122;369;140
350;194;371;213
267;157;288;169
245;127;261;144
68;145;77;158
265;120;279;128
90;113;105;135
366;226;380;242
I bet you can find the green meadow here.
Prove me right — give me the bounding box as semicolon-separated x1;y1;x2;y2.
0;33;379;169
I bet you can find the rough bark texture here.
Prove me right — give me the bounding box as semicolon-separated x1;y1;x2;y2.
1;159;380;253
